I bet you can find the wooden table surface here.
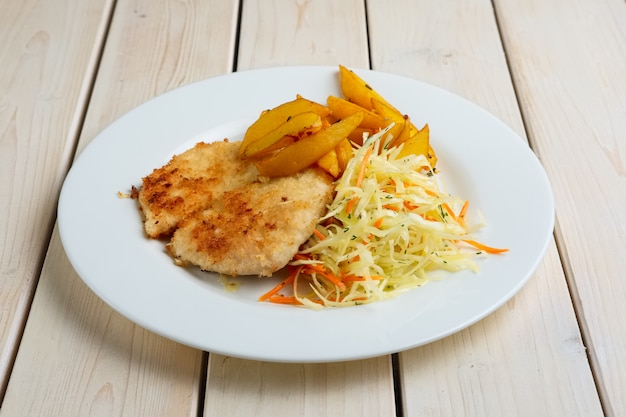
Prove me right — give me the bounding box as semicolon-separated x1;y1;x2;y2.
1;0;625;415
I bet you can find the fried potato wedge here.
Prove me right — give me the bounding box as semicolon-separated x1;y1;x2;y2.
402;124;436;168
249;135;297;157
338;67;436;167
388;118;410;147
327;95;387;130
371;98;403;124
238;66;437;178
398;123;430;160
240;111;323;159
347;127;373;145
316;149;340;178
255;112;363;177
339;65;397;112
335;138;353;173
317;138;354;177
427;144;438;168
372;98;417;147
239;96;330;158
386;119;407;147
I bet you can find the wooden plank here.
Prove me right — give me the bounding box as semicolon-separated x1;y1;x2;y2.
236;0;368;70
0;0;240;415
202;1;396;416
0;0;114;400
494;0;626;415
206;358;395;417
366;0;604;415
1;242;204;417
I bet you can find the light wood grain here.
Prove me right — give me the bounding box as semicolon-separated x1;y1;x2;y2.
2;0;621;415
205;357;395;417
201;1;396;416
0;0;240;415
494;0;626;415
0;0;114;400
367;0;603;415
1;239;203;417
236;0;368;70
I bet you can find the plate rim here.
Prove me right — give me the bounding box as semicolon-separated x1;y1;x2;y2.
58;65;555;362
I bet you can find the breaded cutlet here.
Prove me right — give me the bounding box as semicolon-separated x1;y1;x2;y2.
167;168;334;277
138;140;334;276
138;140;258;238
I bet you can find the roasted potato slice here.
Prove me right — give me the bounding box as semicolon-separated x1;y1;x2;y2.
317;138;354;177
347;127;373;145
239;96;330;158
248;135;296;158
426;144;438;168
327;96;387;130
339;65;397;112
398;123;430;160
240;112;322;159
371;98;403;124
335;138;354;173
385;117;413;149
255;112;363;177
372;98;420;147
316;149;340;178
385;118;406;148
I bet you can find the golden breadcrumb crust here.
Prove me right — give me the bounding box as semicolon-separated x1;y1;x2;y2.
137;140;333;276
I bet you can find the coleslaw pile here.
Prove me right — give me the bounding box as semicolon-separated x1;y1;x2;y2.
260;126;506;308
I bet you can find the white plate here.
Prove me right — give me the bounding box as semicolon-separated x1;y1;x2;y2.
58;66;554;363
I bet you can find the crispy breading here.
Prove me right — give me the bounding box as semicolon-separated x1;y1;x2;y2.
138;140;258;238
167;168;333;276
138;140;334;276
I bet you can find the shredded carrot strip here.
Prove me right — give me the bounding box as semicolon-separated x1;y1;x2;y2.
356;145;374;188
458;200;470;225
328;274;347;290
313;228;326;240
403;201;419;210
373;217;384;228
346;196;358;214
342;275;384;283
258;269;298;301
425;188;439;197
302;264;346;290
442;203;461;224
463;240;509;254
383;204;401;212
267;295;302;305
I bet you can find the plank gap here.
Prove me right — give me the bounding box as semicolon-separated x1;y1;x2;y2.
492;0;610;414
391;353;403;417
196;352;209;417
551;219;609;417
363;0;373;69
231;0;244;72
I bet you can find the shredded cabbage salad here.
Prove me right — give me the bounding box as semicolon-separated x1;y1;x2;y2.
260;126;507;309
